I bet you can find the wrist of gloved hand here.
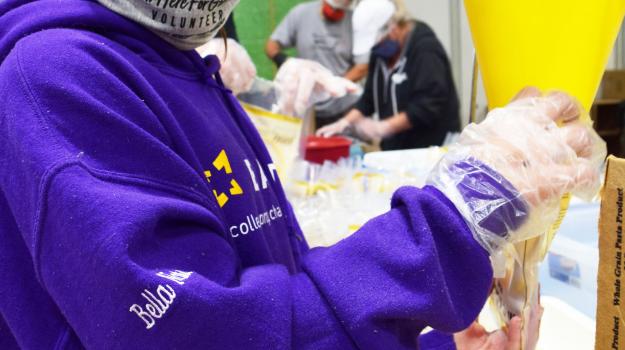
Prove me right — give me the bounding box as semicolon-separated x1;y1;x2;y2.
316;118;352;137
353;118;393;141
427;156;530;254
427;91;606;256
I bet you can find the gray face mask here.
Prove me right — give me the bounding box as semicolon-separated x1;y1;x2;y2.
97;0;240;50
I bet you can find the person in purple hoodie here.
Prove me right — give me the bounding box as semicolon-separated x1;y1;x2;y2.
0;1;605;349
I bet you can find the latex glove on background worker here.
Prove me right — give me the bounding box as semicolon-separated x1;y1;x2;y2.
428;88;605;256
196;38;257;96
316;109;409;141
274;58;361;118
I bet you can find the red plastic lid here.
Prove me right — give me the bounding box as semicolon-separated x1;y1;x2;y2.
304;135;352;164
305;135;352;150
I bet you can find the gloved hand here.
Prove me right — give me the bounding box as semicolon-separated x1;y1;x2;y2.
316;117;394;140
316;119;352;137
196;38;257;96
353;118;393;142
427;89;606;254
274;58;361;118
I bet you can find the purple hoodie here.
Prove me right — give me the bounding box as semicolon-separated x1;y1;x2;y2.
0;1;494;349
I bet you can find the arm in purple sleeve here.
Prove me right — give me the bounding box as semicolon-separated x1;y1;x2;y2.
0;34;493;349
33;174;491;349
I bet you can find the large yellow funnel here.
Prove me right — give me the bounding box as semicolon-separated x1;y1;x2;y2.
465;0;625;112
465;3;625;347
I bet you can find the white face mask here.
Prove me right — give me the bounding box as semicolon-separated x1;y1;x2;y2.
97;0;240;50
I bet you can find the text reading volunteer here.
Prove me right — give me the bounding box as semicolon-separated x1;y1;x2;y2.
318;6;460;150
0;1;605;350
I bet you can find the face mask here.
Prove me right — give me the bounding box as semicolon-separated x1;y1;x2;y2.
322;1;346;22
372;38;400;62
97;0;240;50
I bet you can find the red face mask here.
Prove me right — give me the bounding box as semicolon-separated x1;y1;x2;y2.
322;2;346;22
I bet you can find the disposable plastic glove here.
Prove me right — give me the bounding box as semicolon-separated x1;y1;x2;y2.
274;58;361;118
427;90;606;254
316;119;352;137
196;38;257;96
353;118;393;141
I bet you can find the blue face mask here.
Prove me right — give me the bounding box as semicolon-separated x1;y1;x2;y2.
372;39;400;61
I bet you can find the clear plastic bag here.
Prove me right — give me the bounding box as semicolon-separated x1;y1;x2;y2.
273;58;361;119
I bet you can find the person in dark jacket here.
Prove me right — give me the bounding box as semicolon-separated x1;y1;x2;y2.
317;6;460;150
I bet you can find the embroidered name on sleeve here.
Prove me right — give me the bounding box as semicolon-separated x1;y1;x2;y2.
129;270;193;329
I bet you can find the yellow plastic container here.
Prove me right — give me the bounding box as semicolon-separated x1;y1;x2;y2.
465;0;625;113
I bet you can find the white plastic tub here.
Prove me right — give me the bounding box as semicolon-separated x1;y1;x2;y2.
537;296;595;350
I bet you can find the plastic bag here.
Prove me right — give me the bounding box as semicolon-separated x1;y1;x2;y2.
273;58;361;119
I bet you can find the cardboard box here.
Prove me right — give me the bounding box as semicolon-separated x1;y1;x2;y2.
596;156;625;349
601;71;625;100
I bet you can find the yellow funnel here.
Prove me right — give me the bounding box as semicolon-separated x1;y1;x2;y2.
465;0;625;112
465;3;625;346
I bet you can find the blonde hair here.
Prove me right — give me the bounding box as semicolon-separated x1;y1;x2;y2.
390;0;415;26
